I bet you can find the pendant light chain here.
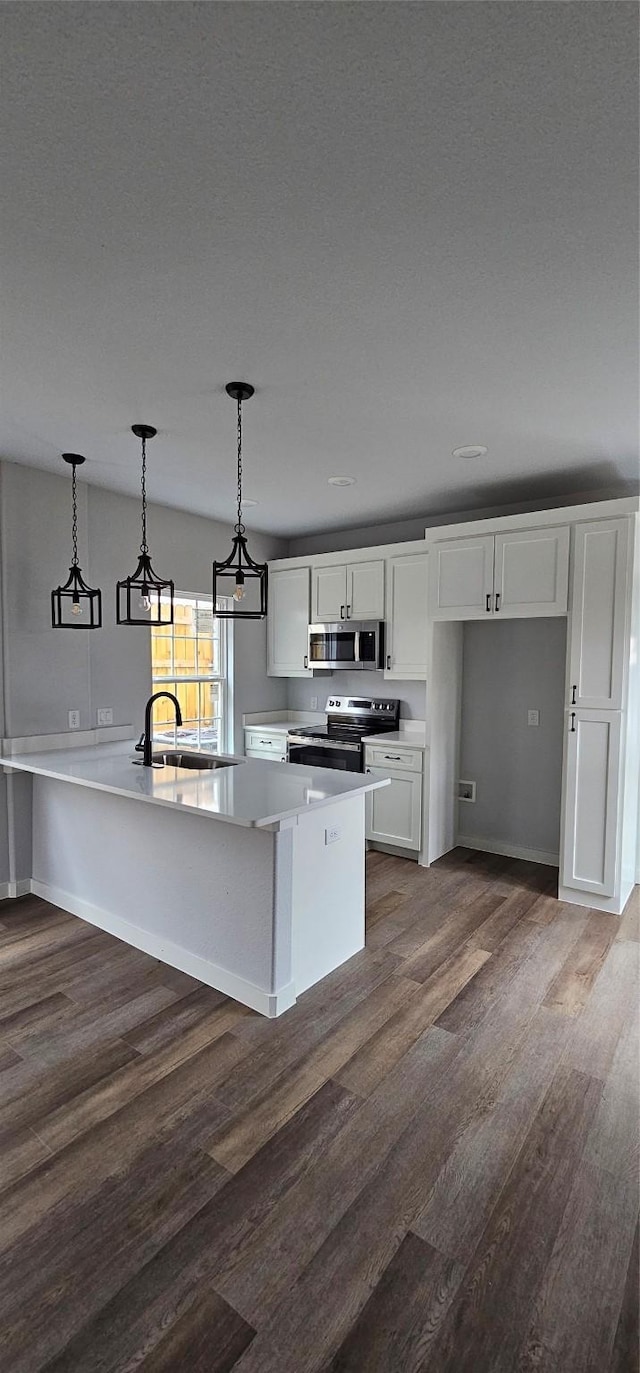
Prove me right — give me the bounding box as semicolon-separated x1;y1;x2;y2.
236;397;245;535
140;433;148;554
71;461;79;566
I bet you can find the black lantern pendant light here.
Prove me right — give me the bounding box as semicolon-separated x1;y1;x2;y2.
51;454;102;628
212;382;268;619
116;425;174;625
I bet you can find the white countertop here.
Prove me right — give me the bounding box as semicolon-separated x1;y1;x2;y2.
1;741;388;830
363;730;427;749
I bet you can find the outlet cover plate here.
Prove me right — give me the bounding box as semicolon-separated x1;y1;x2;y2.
325;825;342;845
68;710;81;730
97;708;113;726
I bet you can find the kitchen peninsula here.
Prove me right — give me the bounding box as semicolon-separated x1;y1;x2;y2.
1;741;388;1016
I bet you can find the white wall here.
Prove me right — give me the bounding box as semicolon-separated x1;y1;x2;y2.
287;671;426;720
457;617;567;859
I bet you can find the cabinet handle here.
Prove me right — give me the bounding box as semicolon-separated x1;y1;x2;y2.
386;654;391;670
486;593;491;613
304;654;308;669
571;684;577;704
366;768;371;773
570;713;576;733
340;604;345;620
346;604;351;618
495;592;501;612
384;754;403;761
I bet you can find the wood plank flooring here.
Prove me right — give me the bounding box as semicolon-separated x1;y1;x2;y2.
0;848;637;1372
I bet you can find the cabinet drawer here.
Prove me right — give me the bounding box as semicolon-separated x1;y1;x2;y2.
364;744;423;773
246;748;287;762
244;729;286;754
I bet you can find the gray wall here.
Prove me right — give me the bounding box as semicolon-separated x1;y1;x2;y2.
287;672;426;721
288;487;632;557
457;617;567;857
0;461;287;748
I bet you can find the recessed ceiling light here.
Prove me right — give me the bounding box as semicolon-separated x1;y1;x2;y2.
452;445;488;460
328;475;356;487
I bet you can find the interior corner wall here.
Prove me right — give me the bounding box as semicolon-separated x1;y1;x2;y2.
457;617;567;859
0;461;288;753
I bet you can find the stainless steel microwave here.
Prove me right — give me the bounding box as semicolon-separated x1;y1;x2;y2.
307;621;385;671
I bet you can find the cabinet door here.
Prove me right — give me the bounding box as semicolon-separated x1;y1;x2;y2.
385;553;429;678
312;564;347;621
347;560;385;619
365;768;422;850
561;709;621;897
267;567;312;677
568;519;631;709
494;526;569;616
429;537;495;620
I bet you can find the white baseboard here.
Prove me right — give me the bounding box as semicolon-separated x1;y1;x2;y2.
29;879;296;1018
457;835;559;868
0;878;33;900
557;881;633;917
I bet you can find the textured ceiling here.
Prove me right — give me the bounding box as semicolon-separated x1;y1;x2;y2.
1;1;638;536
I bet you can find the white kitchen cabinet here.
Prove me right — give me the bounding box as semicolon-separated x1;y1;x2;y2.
429;535;494;619
268;567;312;676
244;727;288;756
384;552;429;679
494;526;569;616
246;748;287;762
429;527;569;620
311;560;384;621
567;518;631;709
560;709;622;898
365;766;422;851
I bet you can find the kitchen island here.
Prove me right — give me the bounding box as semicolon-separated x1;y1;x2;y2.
1;741;388;1016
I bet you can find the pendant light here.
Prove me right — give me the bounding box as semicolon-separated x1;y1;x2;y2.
116;425;174;625
51;454;102;628
212;382;268;619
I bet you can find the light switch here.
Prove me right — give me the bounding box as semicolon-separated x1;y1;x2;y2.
528;710;540;727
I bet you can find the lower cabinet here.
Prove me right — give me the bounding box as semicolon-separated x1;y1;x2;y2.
244;727;288;763
560;708;622;898
365;764;423;851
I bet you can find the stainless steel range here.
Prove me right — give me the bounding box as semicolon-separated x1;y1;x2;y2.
287;696;400;773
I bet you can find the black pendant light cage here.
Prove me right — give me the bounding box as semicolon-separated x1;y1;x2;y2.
213;383;268;619
116;425;174;625
51;455;103;628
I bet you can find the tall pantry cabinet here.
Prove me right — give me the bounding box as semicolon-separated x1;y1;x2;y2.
559;516;638;912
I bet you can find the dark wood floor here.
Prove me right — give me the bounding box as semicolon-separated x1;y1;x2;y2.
0;849;638;1372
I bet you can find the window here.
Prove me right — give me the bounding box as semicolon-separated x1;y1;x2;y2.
151;594;230;753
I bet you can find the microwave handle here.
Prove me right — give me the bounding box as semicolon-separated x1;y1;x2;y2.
354;630;361;663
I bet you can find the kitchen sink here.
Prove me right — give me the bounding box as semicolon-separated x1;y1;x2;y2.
154;752;239;770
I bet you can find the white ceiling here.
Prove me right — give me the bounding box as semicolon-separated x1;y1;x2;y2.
1;2;638;537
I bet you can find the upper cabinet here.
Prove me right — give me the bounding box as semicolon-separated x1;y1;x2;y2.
267;566;312;677
567;518;631;709
384;552;429;679
429;527;569;620
311;559;384;622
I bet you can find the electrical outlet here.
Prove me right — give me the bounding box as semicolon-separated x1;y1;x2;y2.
97;708;113;726
68;710;81;730
325;824;342;845
528;709;540;727
458;780;476;802
310;696;318;710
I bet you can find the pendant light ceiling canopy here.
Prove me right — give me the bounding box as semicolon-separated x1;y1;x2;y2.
212;382;268;620
116;425;174;626
51;454;102;629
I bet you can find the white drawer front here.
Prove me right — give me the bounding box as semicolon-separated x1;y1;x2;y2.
364;744;423;773
246;748;287;762
244;729;286;753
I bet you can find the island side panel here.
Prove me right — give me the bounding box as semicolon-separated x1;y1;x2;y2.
30;775;290;1015
290;793;366;996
